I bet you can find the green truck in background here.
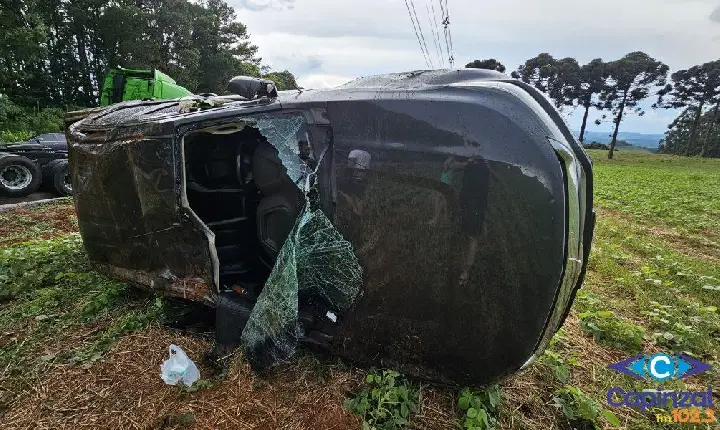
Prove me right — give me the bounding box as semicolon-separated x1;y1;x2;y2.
100;67;193;106
0;67;193;198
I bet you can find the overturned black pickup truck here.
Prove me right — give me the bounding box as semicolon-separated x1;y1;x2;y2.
66;69;595;386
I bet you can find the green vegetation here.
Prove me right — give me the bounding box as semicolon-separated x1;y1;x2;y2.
0;199;76;246
575;290;646;353
343;369;419;429
457;386;501;429
0;96;65;143
1;0;298;142
552;385;620;429
466;59;506;73
476;53;720;158
657;61;720;158
519;150;719;429
0;233;170;404
592;151;720;239
578;309;646;353
509;53;669;157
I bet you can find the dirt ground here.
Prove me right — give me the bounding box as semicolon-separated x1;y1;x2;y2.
0;201;459;430
2;326;366;430
0;199;76;246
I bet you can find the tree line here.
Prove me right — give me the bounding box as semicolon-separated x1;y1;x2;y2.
466;55;720;159
0;0;296;141
2;0;718;159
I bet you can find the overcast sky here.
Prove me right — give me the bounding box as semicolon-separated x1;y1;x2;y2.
231;0;720;135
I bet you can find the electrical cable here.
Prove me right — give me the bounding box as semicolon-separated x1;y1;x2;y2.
409;0;434;68
440;0;454;67
404;0;432;68
426;0;445;67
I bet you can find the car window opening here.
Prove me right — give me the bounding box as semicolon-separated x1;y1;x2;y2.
183;116;364;370
183;123;306;298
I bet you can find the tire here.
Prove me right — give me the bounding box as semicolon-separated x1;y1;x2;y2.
46;159;73;196
0;154;42;197
42;158;65;175
42;159;65;192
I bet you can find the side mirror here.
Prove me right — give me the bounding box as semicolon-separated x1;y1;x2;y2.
228;76;278;100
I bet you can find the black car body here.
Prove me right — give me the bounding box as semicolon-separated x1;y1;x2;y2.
67;69;594;386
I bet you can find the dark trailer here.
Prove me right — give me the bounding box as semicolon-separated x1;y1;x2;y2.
67;69;594;386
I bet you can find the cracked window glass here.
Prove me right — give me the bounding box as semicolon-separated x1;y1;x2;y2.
239;115;363;371
240;197;364;370
254;114;310;184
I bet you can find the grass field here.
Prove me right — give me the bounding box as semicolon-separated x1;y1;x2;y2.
0;150;718;429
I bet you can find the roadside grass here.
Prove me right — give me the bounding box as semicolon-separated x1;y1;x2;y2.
0;234;169;413
0;150;718;429
589;150;720;246
0;198;77;246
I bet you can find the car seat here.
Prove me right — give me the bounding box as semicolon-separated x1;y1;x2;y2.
252;141;305;259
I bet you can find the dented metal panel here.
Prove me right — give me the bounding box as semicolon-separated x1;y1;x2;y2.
69;131;217;298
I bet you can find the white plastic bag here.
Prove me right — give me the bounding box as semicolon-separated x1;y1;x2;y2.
160;344;200;386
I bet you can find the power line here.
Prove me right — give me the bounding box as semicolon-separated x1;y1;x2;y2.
404;0;432;68
439;0;454;67
425;0;444;68
439;0;450;67
429;0;446;68
446;0;454;67
409;0;434;68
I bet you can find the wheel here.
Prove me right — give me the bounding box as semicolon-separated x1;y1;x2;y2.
46;159;72;196
42;158;65;173
0;154;42;197
41;159;64;191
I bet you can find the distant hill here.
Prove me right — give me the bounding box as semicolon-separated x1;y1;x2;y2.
575;131;664;149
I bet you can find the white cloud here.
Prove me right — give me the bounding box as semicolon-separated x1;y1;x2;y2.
297;73;353;89
231;0;720;133
711;4;720;23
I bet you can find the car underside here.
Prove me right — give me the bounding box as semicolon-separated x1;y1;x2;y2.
67;69;595;386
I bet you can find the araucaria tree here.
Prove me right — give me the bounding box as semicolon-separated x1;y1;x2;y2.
512;55;607;142
656;60;720;156
600;52;669;159
465;59;506;73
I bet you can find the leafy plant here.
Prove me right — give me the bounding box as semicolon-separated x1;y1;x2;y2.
641;299;720;355
578;310;645;353
181;379;214;393
343;369;419;430
540;349;578;383
574;290;603;311
457;386;501;429
0;233;170;388
0;130;33;143
552;385;620;429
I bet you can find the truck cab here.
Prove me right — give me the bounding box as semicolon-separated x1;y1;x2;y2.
100;67;192;106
